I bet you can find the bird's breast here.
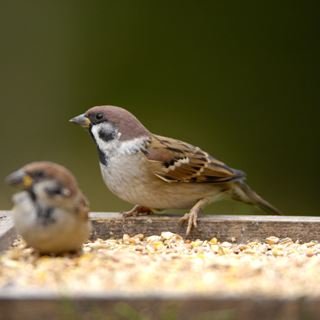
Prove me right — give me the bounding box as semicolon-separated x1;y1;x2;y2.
100;153;148;201
99;153;221;209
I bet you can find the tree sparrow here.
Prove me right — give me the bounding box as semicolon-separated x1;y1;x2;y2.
70;106;280;235
6;162;91;254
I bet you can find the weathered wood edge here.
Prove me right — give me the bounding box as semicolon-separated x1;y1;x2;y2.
89;212;320;242
0;212;16;252
1;212;320;319
0;290;319;320
2;211;320;245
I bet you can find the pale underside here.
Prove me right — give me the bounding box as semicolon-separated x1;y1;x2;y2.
12;192;90;253
96;133;242;210
100;152;230;210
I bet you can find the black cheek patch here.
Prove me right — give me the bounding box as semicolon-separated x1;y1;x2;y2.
45;185;64;197
98;129;115;142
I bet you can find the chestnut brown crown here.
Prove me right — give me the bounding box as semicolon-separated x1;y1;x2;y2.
6;161;79;197
71;105;150;141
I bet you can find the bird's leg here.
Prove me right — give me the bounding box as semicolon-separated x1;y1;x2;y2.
180;198;211;235
122;205;153;217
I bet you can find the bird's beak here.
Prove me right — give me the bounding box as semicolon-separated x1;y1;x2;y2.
69;113;91;128
5;170;33;188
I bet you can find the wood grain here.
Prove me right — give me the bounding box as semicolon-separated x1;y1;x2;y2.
90;212;320;242
0;291;319;320
2;211;320;246
0;212;16;252
1;212;320;320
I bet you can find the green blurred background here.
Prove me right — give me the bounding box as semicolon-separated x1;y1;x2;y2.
0;1;319;214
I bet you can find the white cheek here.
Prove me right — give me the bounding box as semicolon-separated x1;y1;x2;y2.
32;181;54;201
91;123;120;153
91;124;149;160
91;123;113;143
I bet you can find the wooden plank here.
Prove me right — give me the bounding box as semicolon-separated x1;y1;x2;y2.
0;211;16;252
1;212;320;320
90;212;320;242
1;211;320;244
0;291;319;320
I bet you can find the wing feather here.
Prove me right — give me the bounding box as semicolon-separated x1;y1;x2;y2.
144;135;244;183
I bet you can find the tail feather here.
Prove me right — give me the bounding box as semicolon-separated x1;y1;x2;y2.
231;181;281;215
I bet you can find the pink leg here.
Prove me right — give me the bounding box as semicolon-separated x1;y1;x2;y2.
122;205;153;217
179;198;211;235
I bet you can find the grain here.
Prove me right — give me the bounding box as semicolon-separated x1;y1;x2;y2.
1;234;320;297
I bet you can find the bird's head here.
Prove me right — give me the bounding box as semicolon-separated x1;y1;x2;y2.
70;106;150;164
6;162;79;206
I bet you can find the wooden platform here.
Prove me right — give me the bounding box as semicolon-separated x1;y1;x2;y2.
90;212;320;242
0;212;16;252
1;211;320;320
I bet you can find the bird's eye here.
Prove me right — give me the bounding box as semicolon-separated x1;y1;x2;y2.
96;113;103;120
33;171;44;178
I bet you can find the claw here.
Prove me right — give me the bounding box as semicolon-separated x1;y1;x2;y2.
122;205;153;217
179;210;199;235
179;198;211;235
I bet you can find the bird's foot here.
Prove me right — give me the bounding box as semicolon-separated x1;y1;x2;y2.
122;205;153;217
179;208;200;235
179;198;211;235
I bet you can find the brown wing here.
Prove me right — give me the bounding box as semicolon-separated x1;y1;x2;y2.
144;135;245;183
75;192;90;220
